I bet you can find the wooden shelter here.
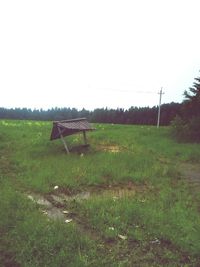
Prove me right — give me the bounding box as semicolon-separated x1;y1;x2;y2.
50;118;95;154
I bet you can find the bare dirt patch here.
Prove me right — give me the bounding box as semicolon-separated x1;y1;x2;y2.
49;182;148;205
179;163;200;186
96;144;121;153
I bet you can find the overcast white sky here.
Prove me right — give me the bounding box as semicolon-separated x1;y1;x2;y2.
0;0;200;110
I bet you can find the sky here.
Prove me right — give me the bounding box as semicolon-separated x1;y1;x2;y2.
0;0;200;111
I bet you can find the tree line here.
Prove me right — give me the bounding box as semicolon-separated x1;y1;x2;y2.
0;102;181;126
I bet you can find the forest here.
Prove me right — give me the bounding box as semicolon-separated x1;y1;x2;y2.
0;102;181;126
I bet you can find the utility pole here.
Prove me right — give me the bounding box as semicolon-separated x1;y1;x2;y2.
157;87;164;128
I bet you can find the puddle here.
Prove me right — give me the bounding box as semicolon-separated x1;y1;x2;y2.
27;194;70;221
44;207;66;220
51;192;91;205
27;194;52;208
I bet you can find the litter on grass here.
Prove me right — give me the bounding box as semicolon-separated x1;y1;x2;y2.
65;219;73;223
118;234;127;240
62;210;69;214
150;238;160;244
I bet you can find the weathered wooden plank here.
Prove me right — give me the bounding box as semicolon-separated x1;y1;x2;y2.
83;130;87;145
58;127;70;154
50;118;95;140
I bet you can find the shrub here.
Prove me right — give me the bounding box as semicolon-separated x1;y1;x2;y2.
171;115;200;142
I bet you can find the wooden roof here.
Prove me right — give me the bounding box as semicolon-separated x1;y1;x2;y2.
50;118;95;140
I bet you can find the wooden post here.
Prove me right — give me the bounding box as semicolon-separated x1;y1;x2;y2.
83;131;87;145
157;87;164;128
58;127;70;154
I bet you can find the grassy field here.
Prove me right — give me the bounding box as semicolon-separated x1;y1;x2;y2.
0;120;200;266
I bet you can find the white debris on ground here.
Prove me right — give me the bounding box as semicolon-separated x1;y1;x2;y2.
150;238;160;244
65;219;73;223
118;234;127;240
62;210;69;214
27;195;34;201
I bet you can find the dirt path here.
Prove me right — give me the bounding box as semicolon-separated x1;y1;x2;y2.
179;162;200;188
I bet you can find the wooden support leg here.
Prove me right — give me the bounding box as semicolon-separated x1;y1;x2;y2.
83;131;87;145
60;134;70;154
58;127;70;154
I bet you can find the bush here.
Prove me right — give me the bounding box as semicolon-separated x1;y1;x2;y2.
171;115;200;142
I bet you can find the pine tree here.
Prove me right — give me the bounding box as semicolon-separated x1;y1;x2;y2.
171;72;200;142
183;74;200;118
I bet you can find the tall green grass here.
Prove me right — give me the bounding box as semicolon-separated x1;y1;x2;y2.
2;120;198;193
1;120;200;266
0;181;104;267
73;187;200;254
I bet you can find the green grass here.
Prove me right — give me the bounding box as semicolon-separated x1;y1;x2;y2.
1;119;200;266
0;182;103;267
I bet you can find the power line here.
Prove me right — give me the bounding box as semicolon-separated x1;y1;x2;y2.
91;87;157;94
